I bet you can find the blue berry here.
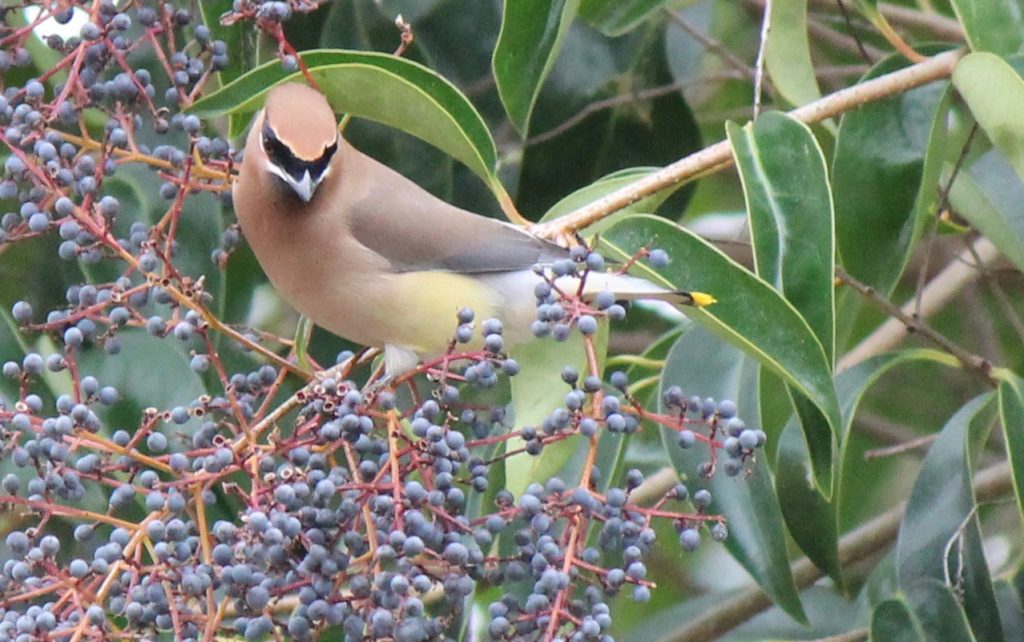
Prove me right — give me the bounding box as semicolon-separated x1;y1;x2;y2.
577;315;598;335
648;248;670;267
679;528;700;551
11;300;32;323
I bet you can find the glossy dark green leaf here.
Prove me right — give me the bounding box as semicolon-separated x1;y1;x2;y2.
949;0;1024;56
834;350;959;525
953;53;1024;184
871;597;926;642
775;411;841;585
578;0;676;37
659;326;806;623
995;579;1024;642
906;83;963;259
997;375;1024;529
516;23;701;219
493;0;578;136
764;0;821;107
601;215;840;495
727;112;834;360
774;349;960;588
905;578;979;642
896;393;1003;642
832;47;951;295
756;368;791;463
190;49;499;190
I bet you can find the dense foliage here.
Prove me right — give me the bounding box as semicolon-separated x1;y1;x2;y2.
0;1;1023;642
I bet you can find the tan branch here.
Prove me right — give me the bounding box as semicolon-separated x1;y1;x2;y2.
535;49;964;238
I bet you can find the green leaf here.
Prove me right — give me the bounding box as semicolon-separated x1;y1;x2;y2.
832;47;951;295
190;49;499;191
493;0;579;136
775;411;841;585
949;0;1024;56
601;215;840;495
906;83;963;263
949;149;1024;272
198;0;247;84
896;393;1004;642
905;579;979;642
871;597;927;642
834;350;960;526
997;375;1024;529
659;326;806;623
727;113;835;361
953;53;1024;185
995;579;1024;642
78;330;207;437
775;349;960;587
541;167;670;222
764;0;821;107
756;368;791;463
578;0;681;37
865;550;900;606
504;321;608;497
516;22;701;218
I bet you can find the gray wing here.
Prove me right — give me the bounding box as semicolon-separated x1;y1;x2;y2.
345;150;567;274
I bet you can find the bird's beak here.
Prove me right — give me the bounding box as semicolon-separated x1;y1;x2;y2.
291;170;318;203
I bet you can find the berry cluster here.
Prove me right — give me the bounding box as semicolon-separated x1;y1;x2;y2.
0;3;763;641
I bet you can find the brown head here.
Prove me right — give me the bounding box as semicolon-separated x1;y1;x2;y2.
256;82;339;202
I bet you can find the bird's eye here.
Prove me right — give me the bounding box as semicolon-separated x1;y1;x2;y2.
261;121;293;168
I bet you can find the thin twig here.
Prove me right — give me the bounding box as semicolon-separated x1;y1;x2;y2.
666;9;753;79
836;266;994;384
806;16;885;61
835;0;874;63
837;236;1002;374
807;0;964;41
527;80;703;146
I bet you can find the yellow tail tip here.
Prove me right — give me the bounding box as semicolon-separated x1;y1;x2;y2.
690;291;716;307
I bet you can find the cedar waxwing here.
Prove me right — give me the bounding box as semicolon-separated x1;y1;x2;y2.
233;83;699;376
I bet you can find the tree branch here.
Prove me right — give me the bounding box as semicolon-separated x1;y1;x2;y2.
662;461;1013;642
535;49;964;238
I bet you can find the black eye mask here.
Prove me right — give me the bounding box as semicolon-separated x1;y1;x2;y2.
261;120;338;184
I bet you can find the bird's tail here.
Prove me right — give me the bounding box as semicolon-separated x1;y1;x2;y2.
581;273;716;307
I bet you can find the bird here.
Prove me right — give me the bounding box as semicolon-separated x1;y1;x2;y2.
232;82;707;377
